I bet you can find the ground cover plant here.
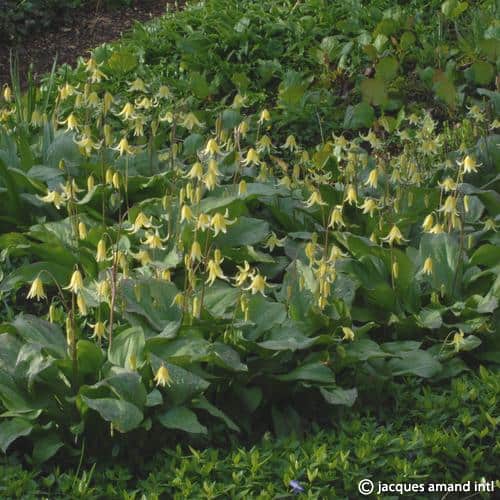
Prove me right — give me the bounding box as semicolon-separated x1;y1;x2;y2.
0;0;498;483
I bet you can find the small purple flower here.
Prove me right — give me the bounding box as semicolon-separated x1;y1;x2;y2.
290;480;304;494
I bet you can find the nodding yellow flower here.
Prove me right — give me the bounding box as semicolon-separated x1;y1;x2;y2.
238;179;248;196
30;109;44;127
264;231;287;251
103;124;113;146
438;177;457;192
180;112;202;130
211;210;236;236
359;198;378;217
207;159;220;177
305;241;317;264
232;93;247;108
112;172;121;190
190;241;203;262
365;168;379;189
238;120;249;137
180;204;194;223
117;102;135;120
87;91;100;108
196;212;211;232
370;232;378;243
59;82;78;100
461;155;479;174
59;113;79;132
429;223;445;234
484;218;497;231
341;326;355;341
128;77;146;92
134;250;152;266
78;222;87;240
204;138;219;156
381;225;408;246
65;269;84;294
422;257;433;276
258;108;271;124
90;321;107;340
87;175;95;192
130;212;152;233
133;116;146;137
277;175;292;189
154;365;172;387
256;135;273;153
141;230;167;250
451;330;465;352
242;148;260;166
328;205;345;228
328;245;346;263
76;293;87;315
157;85;171;99
3;84;12;102
65;317;75;347
204;171;219;191
95;239;107;262
344;185;358;206
103;92;114;115
186;161;204;180
161;268;172;281
392;262;399;279
75;134;102;156
213;248;223;265
422;214;434;232
234;261;252;287
205;259;228;286
304;190;327;208
113;137;135;156
245;273;271;296
27;275;46;301
96;279;110;300
282;134;298;151
39;190;64;209
439;195;458;216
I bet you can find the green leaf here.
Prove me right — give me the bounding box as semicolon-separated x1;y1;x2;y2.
157;406;207;434
471;61;495;85
470;244;500;268
320;387;357;407
276;362;335;383
32;433;63;463
192;396;240;432
343;102;375;130
210;342;247;371
344;339;389;361
77;340;104;376
215;217;270;247
388;350;442;378
108;326;145;368
360;78;388;106
81;397;143;433
0;418;32;453
376;57;399;81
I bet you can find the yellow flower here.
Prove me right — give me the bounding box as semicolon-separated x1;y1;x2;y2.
112;172;121;190
77;293;87;315
180;204;194;223
204;138;219;156
258;109;271;124
238;120;249;137
263;232;286;251
422;214;434;232
113;137;135;156
59;113;79;132
365;168;378;189
439;195;458;216
342;326;355;341
203;171;219;191
157;85;171;99
130;212;152;233
96;239;107;262
304;190;327;208
27;275;46;301
154;365;172;387
30;109;44;127
205;259;228;286
96;279;110;300
90;321;107;340
381;225;408;246
461;155;479;174
186;161;204;180
359;198;378;217
211;211;236;236
234;261;252;287
162;269;172;281
256;135;273;153
429;223;445;234
117;102;135;120
128;77;146;92
103;92;114;115
196;213;211;231
484;218;497;231
282;134;298;151
141;230;167;250
238;179;247;196
190;241;203;262
65;269;84;294
422;257;433;276
181;112;202;130
242;148;260;166
134;250;152;266
245;273;270;296
344;185;358;205
438;177;457;192
328;205;345;228
78;222;87;240
3;84;12;102
452;330;465;352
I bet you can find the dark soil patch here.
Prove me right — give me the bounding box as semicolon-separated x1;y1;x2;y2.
0;0;179;87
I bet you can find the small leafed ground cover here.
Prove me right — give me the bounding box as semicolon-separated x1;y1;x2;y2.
0;0;498;497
